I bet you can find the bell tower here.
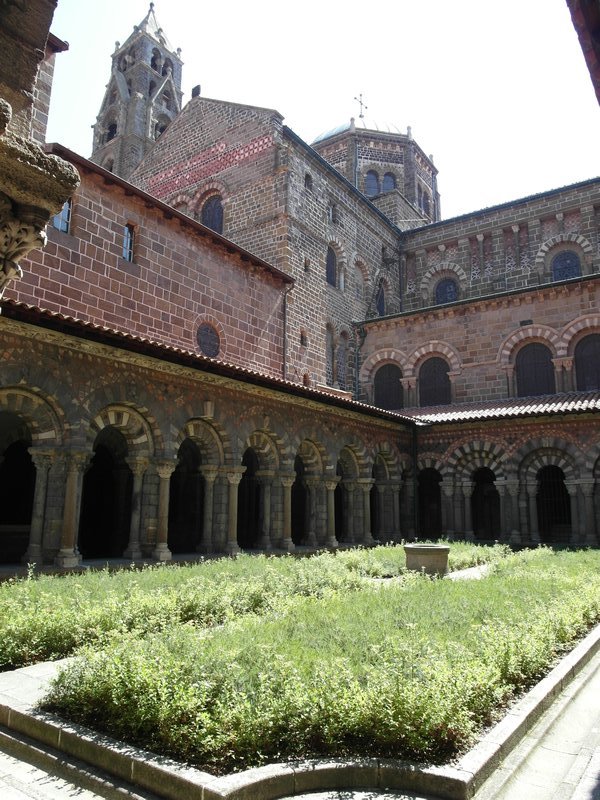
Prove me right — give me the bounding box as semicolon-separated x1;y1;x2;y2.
91;3;183;179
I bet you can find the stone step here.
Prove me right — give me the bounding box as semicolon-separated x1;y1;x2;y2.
0;725;162;800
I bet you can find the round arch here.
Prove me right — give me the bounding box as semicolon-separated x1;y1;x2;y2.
497;324;564;366
445;439;508;481
534;233;594;279
420;262;468;303
0;387;64;447
88;404;155;458
406;340;461;377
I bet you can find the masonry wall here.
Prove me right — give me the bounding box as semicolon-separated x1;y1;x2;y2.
10;168;287;378
400;180;600;309
360;278;600;406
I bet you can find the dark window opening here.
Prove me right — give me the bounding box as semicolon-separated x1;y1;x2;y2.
325;327;335;386
418;468;442;537
168;438;204;554
201;195;223;234
515;343;555;397
197;323;220;358
552;250;581;282
304;173;313;190
471;468;501;540
326;246;337;287
106;122;117;142
537;465;571;543
375;283;385;316
373;364;403;410
575;334;600;391
419;357;451;407
382;172;396;192
435;277;459;305
365;170;380;197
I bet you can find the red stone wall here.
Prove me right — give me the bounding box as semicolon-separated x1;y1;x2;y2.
9;169;287;378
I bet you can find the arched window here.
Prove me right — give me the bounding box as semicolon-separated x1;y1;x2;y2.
325;327;335;386
574;334;600;391
106;122;117;142
149;80;156;97
375;283;385;316
162;58;173;77
423;193;431;216
515;343;555;397
435;277;459;305
417;185;423;210
419;357;451;407
337;333;348;390
373;364;403;410
304;173;313;191
150;49;161;71
201;195;223;234
326;246;337;287
154;117;169;139
382;172;396;192
551;250;581;281
365;170;380;197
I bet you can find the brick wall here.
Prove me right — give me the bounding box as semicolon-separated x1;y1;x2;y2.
9;167;287;378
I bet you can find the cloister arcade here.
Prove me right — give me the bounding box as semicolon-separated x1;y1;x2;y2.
1;378;599;567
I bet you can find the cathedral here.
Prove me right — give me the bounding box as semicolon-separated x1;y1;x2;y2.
0;2;599;569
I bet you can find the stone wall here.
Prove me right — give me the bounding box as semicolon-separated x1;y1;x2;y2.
9;162;287;378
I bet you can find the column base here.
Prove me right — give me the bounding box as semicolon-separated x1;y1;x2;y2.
152;543;172;562
123;545;143;560
23;545;42;565
196;542;213;554
362;534;376;546
225;542;241;555
54;549;81;569
280;538;295;552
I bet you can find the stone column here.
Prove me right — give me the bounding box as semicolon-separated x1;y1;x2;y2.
527;481;540;545
579;479;597;545
565;482;581;546
441;479;455;540
405;478;416;538
280;475;295;552
256;471;274;550
462;481;475;541
225;469;245;555
503;364;515;398
375;484;386;541
123;458;148;560
344;482;356;543
198;466;218;553
391;481;402;542
495;478;507;542
55;450;89;568
358;478;375;545
506;479;522;544
24;449;53;564
304;478;318;546
324;478;339;547
152;460;175;562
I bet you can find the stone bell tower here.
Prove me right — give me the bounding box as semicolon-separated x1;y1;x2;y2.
91;3;183;180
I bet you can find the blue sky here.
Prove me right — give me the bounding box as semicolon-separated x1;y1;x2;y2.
46;0;600;220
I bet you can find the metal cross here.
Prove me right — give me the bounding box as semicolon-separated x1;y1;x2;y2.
354;94;367;119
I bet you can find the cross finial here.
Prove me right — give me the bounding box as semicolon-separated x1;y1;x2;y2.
354;93;367;119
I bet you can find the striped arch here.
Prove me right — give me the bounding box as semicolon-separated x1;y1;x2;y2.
337;445;361;479
360;348;407;384
445;439;508;480
245;430;281;471
296;437;328;476
497;323;564;365
371;441;403;481
336;437;370;478
175;418;228;467
516;438;585;482
415;453;446;477
562;314;600;353
190;180;229;217
0;387;64;447
89;405;155;457
534;233;594;274
420;262;468;301
168;192;193;214
406;341;461;376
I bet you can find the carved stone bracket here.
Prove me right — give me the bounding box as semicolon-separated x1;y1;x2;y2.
0;98;80;300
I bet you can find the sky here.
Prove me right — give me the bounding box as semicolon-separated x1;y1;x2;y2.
46;0;600;220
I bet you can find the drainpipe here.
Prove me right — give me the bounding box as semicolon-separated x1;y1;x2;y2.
353;323;367;401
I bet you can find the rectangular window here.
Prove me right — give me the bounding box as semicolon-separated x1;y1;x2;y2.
122;223;135;262
52;199;71;233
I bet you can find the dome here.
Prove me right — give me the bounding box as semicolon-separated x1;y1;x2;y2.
312;117;406;145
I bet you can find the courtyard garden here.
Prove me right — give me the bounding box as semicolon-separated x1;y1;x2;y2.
2;544;599;774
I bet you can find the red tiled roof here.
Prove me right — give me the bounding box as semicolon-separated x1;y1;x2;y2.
403;392;600;424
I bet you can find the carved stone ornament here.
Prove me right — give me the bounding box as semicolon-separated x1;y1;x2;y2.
0;98;80;300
